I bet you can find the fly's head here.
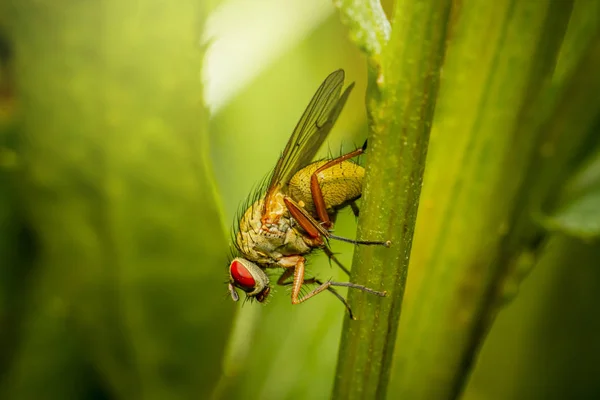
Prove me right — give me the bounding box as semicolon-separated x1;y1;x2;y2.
228;257;271;303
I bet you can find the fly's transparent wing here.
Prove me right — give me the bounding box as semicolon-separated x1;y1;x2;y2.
266;69;354;196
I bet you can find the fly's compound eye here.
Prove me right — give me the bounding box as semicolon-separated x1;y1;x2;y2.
229;257;270;299
230;259;256;291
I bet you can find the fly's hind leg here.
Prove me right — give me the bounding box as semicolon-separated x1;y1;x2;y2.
350;201;360;218
308;144;390;247
284;141;390;247
310;145;365;229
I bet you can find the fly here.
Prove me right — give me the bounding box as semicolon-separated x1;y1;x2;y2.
227;69;390;319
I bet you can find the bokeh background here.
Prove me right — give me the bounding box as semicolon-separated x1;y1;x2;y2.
1;0;599;399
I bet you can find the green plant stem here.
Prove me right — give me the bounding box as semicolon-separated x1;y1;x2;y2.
332;1;452;399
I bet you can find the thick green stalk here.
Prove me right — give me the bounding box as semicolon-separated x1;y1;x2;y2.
333;1;452;398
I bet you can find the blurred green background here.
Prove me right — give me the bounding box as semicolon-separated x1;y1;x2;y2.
1;0;599;399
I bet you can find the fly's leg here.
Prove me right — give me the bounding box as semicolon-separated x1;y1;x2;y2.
284;196;328;239
323;246;351;275
307;143;390;246
276;267;295;284
277;268;348;306
329;234;391;247
350;201;360;218
310;145;365;228
277;269;356;319
284;196;391;247
279;256;386;319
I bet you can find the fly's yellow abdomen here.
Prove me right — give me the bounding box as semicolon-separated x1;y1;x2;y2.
288;160;364;215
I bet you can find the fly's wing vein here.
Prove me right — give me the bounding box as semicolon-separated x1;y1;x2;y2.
266;69;354;198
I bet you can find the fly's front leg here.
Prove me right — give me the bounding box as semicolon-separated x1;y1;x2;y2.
289;256;331;305
277;255;316;305
277;254;386;319
277;267;356;319
278;255;336;305
276;268;295;285
310;146;365;228
286;256;386;305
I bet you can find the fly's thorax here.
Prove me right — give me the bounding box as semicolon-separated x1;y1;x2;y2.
262;188;287;225
288;160;364;215
236;196;312;264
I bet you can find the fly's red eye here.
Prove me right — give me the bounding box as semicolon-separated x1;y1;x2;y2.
230;260;256;289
